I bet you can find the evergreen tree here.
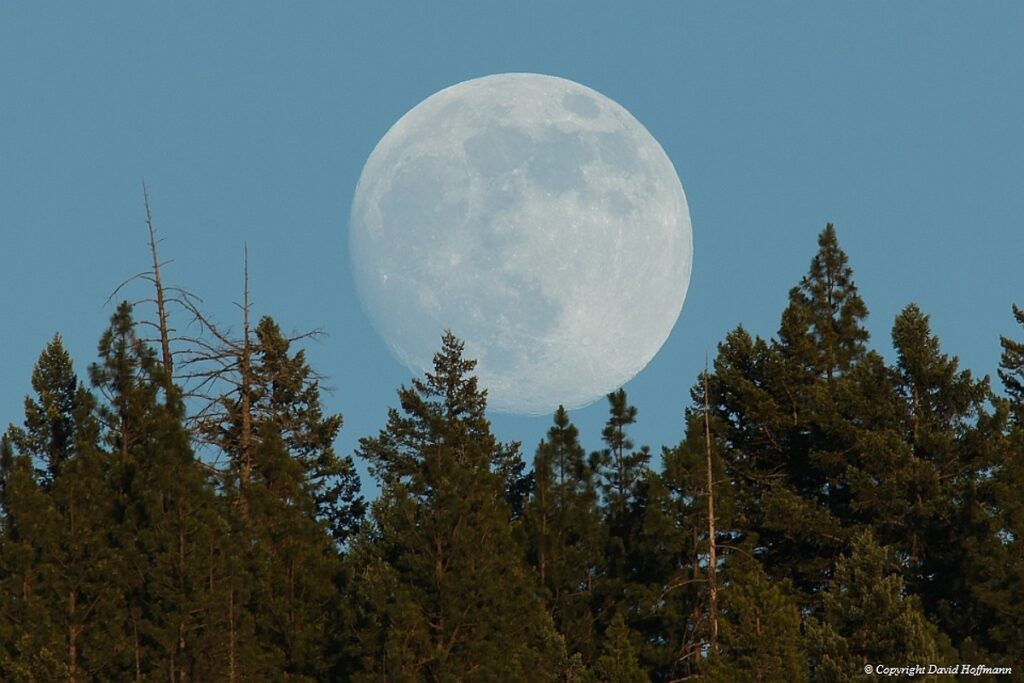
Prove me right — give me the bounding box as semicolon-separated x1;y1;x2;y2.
884;304;1005;643
349;332;564;681
649;407;735;680
592;390;650;519
778;223;868;381
247;317;365;544
804;531;947;682
591;389;651;586
589;391;656;665
592;613;648;683
198;315;360;678
524;406;604;664
90;302;230;681
999;305;1024;419
0;433;63;680
706;557;806;682
13;336;79;488
710;226;874;600
963;304;1024;661
0;336;122;680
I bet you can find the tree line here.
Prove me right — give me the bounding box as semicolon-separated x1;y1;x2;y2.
2;223;1022;681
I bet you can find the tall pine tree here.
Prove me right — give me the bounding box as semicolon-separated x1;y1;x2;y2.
524;406;604;664
348;332;565;680
90;302;230;681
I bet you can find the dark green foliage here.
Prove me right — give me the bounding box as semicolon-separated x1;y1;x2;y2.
248;318;365;544
593;613;648;683
706;556;806;682
13;335;79;488
201;315;361;679
242;318;354;678
708;227;896;602
966;305;1024;661
588;391;660;668
593;389;650;519
778;223;869;380
349;332;565;680
804;530;948;682
2;227;1023;680
90;303;232;680
882;304;1006;651
0;336;123;680
999;304;1024;417
525;406;604;663
647;407;734;680
0;432;64;680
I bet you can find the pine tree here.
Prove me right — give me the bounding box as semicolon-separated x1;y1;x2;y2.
709;226;876;601
884;304;1005;641
247;317;364;544
14;335;79;488
0;433;63;680
649;403;737;680
237;317;355;679
706;556;807;682
963;304;1024;662
524;406;604;663
90;302;229;681
592;389;650;519
708;323;845;598
999;305;1024;420
591;390;651;585
804;531;948;682
592;613;648;683
349;332;564;680
588;390;656;662
775;224;873;547
778;223;868;381
0;335;124;680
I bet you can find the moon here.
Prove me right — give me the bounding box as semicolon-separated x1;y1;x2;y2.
350;73;692;415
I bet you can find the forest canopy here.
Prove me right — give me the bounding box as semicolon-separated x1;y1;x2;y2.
2;224;1022;681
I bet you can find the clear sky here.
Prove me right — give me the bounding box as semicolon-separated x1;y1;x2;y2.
2;3;1022;486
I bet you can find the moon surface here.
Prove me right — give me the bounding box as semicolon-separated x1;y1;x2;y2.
350;73;692;415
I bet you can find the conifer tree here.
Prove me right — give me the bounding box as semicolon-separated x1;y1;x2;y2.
884;304;1004;635
778;223;868;381
591;390;651;585
195;313;359;678
239;317;354;678
524;406;604;663
774;224;872;552
13;336;79;488
651;405;735;680
804;531;947;681
965;305;1024;660
592;613;648;683
999;305;1024;419
90;302;230;681
2;336;124;680
593;389;649;519
706;557;806;682
709;226;874;600
589;390;655;655
349;332;564;680
0;433;63;680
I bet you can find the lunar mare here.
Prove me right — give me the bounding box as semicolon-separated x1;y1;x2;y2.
350;73;692;415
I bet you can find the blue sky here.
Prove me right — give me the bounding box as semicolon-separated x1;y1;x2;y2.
2;3;1022;480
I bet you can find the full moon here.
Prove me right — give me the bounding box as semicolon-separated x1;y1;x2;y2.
350;73;692;415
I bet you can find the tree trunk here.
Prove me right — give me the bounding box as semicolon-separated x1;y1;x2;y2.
704;366;719;650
